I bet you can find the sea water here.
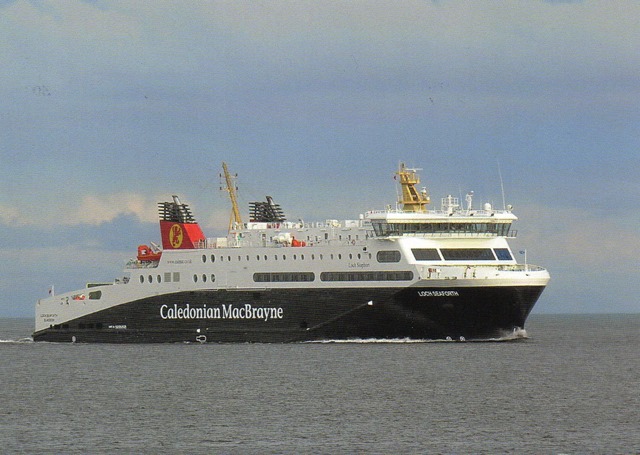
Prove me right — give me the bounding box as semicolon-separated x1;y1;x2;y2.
1;314;638;454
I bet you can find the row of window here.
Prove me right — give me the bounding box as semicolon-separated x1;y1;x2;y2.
254;272;315;282
411;248;513;261
372;221;512;237
253;271;414;282
320;271;414;282
142;270;417;284
138;248;511;284
139;272;182;284
202;252;374;263
51;323;103;330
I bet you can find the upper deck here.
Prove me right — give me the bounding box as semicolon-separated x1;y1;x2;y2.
365;205;518;238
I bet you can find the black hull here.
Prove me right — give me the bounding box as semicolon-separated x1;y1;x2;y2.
33;285;545;343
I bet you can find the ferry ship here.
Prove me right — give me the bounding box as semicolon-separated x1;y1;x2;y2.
33;162;550;343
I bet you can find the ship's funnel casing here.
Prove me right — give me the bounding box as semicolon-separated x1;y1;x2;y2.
157;197;206;249
159;221;206;250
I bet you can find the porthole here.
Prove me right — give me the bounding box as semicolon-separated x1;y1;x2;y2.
257;255;260;261
139;275;144;284
202;254;207;263
202;274;207;283
211;254;215;262
157;275;162;283
228;256;231;261
211;274;216;282
264;255;267;261
193;274;198;283
148;275;153;283
338;254;342;260
301;254;305;260
293;254;297;260
349;254;353;259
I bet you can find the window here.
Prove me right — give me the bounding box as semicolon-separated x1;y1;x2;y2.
202;254;207;263
411;248;441;261
89;291;102;300
440;249;495;260
164;272;172;283
494;248;513;260
377;250;402;263
173;272;180;282
211;254;216;262
372;221;513;237
139;275;144;284
193;274;198;282
253;272;315;282
210;274;216;282
320;271;414;281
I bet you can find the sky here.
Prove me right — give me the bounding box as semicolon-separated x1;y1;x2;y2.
1;0;639;317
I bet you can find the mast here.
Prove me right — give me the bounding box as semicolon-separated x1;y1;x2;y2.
396;162;430;212
221;162;243;231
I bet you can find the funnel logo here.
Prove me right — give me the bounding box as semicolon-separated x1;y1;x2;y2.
169;224;184;248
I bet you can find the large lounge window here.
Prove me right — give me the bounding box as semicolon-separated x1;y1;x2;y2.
440;248;495;260
494;248;513;260
377;250;402;263
411;248;441;261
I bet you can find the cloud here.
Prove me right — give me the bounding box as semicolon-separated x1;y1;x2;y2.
515;203;640;268
0;192;160;227
70;193;158;225
0;203;21;225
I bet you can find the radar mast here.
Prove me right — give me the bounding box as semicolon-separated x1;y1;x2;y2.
396;162;430;212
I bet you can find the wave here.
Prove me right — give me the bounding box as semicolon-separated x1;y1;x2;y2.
0;337;34;344
307;329;529;344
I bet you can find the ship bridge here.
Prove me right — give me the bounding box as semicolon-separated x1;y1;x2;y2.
367;164;518;238
366;209;517;238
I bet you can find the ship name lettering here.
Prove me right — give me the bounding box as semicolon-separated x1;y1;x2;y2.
348;262;370;269
418;290;460;297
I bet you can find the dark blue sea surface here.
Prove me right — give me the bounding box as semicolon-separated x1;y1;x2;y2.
1;314;639;454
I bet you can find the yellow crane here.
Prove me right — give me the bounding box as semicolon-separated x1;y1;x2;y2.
222;162;243;231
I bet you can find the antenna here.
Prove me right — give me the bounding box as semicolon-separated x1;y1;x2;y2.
497;158;506;210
